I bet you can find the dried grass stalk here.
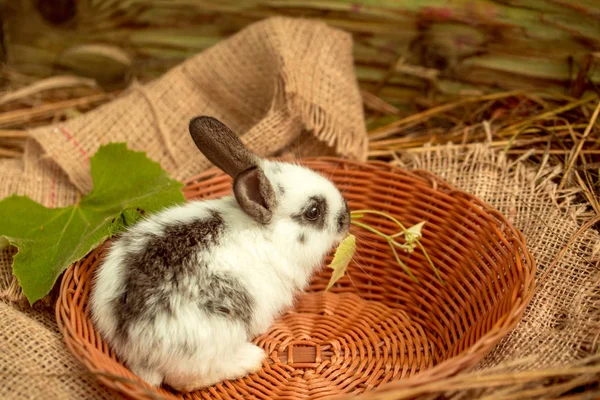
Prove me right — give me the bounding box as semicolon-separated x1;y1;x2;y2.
2;0;599;105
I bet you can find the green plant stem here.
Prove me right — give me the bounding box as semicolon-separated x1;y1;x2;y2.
352;209;409;232
350;210;441;285
417;240;444;284
350;220;410;250
350;219;419;283
388;239;420;283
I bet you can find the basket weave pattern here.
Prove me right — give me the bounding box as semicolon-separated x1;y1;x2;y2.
56;159;535;399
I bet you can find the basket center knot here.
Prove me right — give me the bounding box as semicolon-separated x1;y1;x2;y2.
277;340;331;368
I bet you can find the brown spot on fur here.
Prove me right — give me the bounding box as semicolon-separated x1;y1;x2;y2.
298;233;306;244
112;211;256;343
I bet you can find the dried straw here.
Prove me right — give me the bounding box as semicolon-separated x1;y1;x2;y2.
0;2;599;398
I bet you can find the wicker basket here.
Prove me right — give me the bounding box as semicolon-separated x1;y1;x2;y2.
56;158;536;400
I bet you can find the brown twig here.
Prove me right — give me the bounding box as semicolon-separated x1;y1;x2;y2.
538;215;600;286
0;147;22;158
361;90;400;115
559;100;600;190
0;92;117;128
368;90;525;141
0;130;28;142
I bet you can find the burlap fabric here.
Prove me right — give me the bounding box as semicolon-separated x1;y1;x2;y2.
24;16;367;195
0;16;598;400
0;15;368;301
395;145;599;374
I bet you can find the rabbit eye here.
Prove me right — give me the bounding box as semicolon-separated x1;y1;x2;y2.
304;205;321;221
293;196;327;228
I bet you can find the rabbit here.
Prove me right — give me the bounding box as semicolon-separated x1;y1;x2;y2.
89;116;351;392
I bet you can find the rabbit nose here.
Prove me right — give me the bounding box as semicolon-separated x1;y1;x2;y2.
336;202;350;234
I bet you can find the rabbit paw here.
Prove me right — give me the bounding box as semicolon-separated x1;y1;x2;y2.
131;365;163;387
234;343;266;375
166;343;265;393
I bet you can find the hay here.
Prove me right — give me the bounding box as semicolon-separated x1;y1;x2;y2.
0;3;599;399
1;88;598;400
2;85;599;222
3;1;600;100
360;353;600;400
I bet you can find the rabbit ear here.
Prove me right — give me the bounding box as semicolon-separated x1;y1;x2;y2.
189;116;276;224
189;116;257;178
233;166;276;224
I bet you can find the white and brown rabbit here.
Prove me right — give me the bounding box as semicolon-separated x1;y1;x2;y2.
89;116;351;392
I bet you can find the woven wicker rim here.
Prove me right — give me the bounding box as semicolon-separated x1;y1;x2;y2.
56;158;536;400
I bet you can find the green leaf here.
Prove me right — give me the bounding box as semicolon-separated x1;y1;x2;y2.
325;234;356;291
0;143;186;304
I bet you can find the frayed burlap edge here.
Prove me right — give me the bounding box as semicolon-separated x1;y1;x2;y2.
2;139;597;399
356;142;600;399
